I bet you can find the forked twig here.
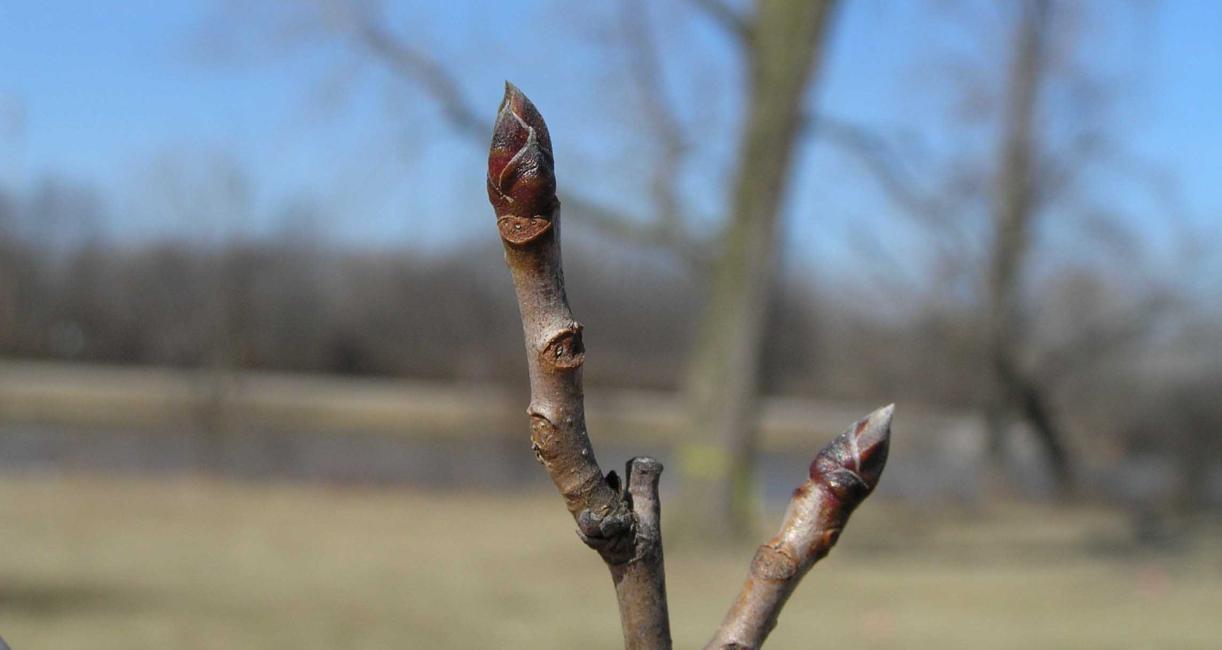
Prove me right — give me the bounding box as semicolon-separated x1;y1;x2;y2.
487;82;671;649
486;83;892;650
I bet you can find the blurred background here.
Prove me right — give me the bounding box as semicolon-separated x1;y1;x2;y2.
1;0;1220;647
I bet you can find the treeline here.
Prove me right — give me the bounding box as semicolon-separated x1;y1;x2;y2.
1;179;1220;504
0;180;985;403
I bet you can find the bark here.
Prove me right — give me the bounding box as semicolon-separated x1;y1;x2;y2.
682;0;839;536
985;0;1074;495
487;84;671;650
706;405;893;649
614;457;671;647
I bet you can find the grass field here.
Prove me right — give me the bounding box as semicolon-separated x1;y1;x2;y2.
0;475;1219;649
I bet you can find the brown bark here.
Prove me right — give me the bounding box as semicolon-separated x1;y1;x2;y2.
682;0;839;536
487;83;671;650
705;405;893;649
614;457;671;647
985;0;1074;494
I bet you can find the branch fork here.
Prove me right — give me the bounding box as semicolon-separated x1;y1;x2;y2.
487;83;893;650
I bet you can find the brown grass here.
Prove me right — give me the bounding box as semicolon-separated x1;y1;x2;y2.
0;475;1219;649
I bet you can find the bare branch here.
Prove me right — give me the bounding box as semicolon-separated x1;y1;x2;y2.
808;114;979;237
351;8;703;267
614;457;672;648
564;193;710;270
354;19;485;138
619;0;697;257
488;83;672;650
705;405;893;650
802;113;982;276
1034;290;1177;383
689;0;754;46
810;115;943;222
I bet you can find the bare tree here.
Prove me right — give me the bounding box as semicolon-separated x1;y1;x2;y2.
982;0;1075;493
832;0;1181;498
979;0;1168;496
681;0;839;535
488;82;891;650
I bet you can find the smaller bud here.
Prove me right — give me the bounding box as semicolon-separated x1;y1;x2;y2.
809;404;892;503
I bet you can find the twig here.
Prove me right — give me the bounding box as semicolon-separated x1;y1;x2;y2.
619;0;693;248
565;197;710;271
615;457;672;647
488;82;672;650
689;0;754;46
1033;291;1175;383
351;10;703;268
705;405;893;650
810;115;944;223
356;20;485;137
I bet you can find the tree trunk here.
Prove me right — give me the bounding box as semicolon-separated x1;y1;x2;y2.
681;0;839;536
985;0;1074;496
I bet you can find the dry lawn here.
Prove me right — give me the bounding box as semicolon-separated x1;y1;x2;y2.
0;475;1219;649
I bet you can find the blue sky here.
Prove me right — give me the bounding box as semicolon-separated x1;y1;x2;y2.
0;1;1218;278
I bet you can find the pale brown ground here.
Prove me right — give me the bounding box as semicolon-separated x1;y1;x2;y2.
0;475;1218;649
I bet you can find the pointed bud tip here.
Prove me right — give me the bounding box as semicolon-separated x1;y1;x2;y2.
809;404;894;495
856;404;893;451
494;81;548;138
854;404;892;486
500;81;524;113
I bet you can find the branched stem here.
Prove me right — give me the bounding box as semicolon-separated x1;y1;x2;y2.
488;82;892;650
488;83;672;650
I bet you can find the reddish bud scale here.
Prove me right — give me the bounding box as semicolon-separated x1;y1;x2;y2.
487;82;557;225
808;405;891;507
